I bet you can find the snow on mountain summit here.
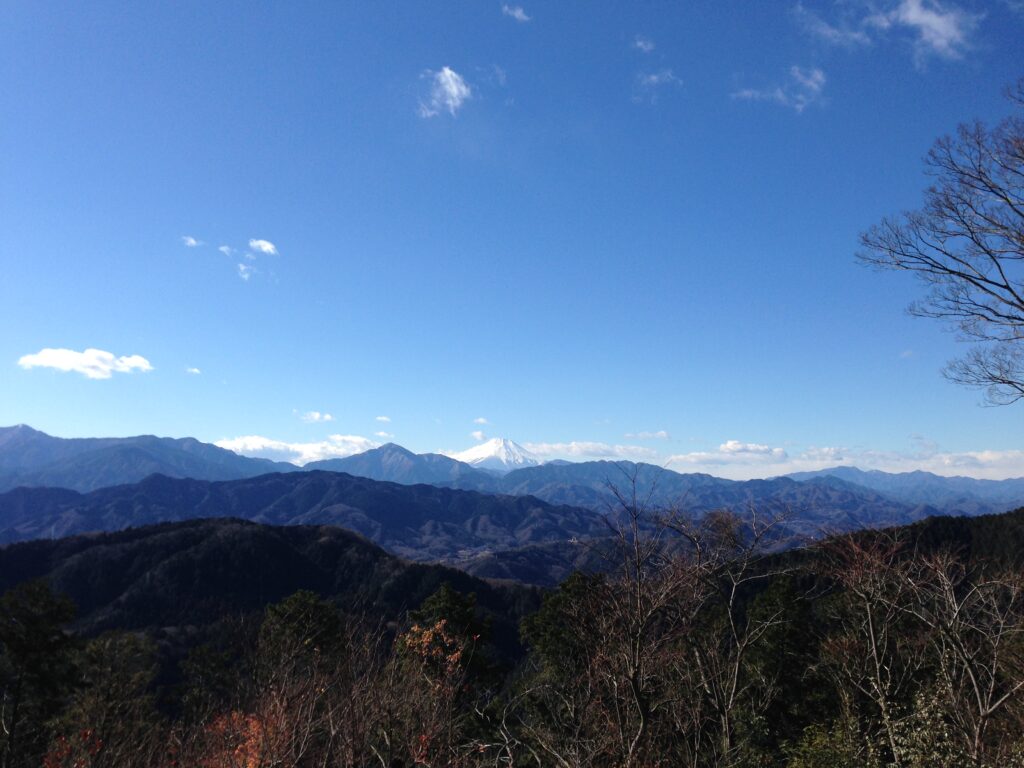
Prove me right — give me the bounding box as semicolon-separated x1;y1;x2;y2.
449;438;540;472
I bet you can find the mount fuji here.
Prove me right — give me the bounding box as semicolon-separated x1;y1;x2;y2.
448;438;541;473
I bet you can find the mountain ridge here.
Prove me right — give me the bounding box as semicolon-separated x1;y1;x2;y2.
0;424;296;493
3;427;1023;522
0;470;608;562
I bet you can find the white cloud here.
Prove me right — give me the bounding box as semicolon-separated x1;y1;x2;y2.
721;440;788;457
796;0;979;65
375;431;395;439
473;417;489;425
375;415;391;423
186;367;201;375
215;434;378;465
882;0;979;64
666;439;1024;481
524;441;659;461
182;236;202;247
633;35;655;53
733;65;826;113
248;239;278;255
634;69;682;103
624;430;671;440
237;263;254;281
300;410;334;423
218;245;233;256
793;2;871;47
502;4;531;22
418;67;472;118
471;430;487;442
18;348;153;380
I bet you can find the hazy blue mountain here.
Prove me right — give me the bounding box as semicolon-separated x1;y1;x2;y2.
0;462;944;571
0;470;606;561
305;443;493;485
444;460;938;528
786;466;1024;513
0;424;296;492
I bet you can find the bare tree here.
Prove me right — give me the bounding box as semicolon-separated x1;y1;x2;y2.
513;472;714;768
904;552;1024;766
815;532;925;767
666;507;793;766
858;78;1024;404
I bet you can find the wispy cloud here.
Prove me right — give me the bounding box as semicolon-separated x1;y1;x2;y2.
248;239;278;255
633;35;655;53
237;263;255;281
218;245;233;256
501;4;531;22
473;417;489;425
732;65;826;113
795;1;979;66
867;0;979;65
419;67;472;118
18;348;153;380
634;69;682;103
524;441;659;461
793;2;871;47
624;430;671;440
375;415;391;423
471;430;487;441
299;410;334;423
182;236;202;247
185;367;201;375
375;431;395;439
215;434;378;465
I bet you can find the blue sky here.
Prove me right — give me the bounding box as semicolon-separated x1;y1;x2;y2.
2;0;1023;479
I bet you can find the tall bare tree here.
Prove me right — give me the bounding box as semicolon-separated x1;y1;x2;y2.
815;532;925;767
903;552;1024;766
859;79;1024;404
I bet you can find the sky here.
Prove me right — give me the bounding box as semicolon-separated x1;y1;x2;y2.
2;0;1023;480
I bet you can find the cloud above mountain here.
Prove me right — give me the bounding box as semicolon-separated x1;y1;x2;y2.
216;434;378;464
18;348;153;380
667;440;1024;481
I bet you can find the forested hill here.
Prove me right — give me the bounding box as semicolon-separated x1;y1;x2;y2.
2;506;1024;766
0;517;540;652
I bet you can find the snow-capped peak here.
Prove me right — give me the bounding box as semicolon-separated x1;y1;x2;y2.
449;437;540;473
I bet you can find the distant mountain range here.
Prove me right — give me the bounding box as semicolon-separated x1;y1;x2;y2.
2;426;1023;558
306;443;494;485
0;465;952;568
0;470;606;561
786;466;1024;513
317;444;1022;519
0;424;295;492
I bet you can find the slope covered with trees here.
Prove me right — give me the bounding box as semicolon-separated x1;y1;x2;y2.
2;506;1024;766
